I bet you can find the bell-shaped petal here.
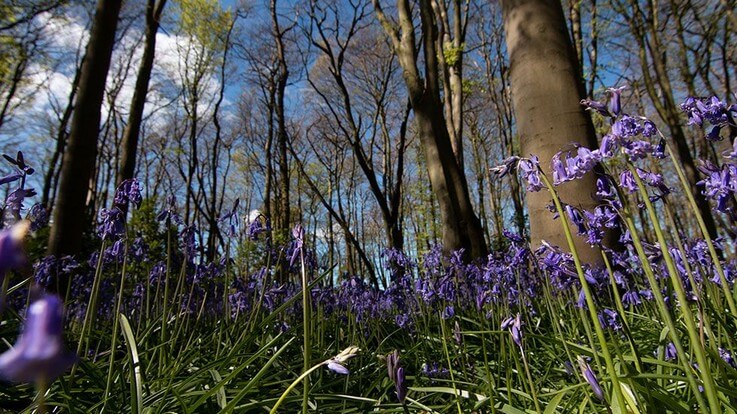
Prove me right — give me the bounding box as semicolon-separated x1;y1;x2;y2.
0;295;77;383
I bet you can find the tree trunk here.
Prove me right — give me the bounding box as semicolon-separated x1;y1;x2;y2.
117;0;167;186
501;0;606;263
373;0;488;259
48;0;122;265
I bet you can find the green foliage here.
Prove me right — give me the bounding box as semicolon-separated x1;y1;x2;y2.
442;42;465;67
174;0;231;55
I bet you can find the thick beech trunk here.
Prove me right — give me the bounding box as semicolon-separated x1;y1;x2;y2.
501;0;606;263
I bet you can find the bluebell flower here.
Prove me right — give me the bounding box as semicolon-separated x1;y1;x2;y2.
156;195;182;225
598;308;622;331
387;350;408;403
218;199;240;238
581;98;611;117
612;115;643;138
642;119;658;138
501;314;523;347
289;224;304;267
577;356;604;401
0;221;29;290
518;156;543;192
619;171;638;193
663;342;677;361
421;362;449;379
696;161;737;212
490;156;520;177
113;178;142;213
621;290;641;306
0;295;77;383
719;348;736;368
606;86;626;116
27;204;48;231
5;187;37;221
97;207;125;241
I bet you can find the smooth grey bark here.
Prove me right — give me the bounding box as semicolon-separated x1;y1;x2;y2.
501;0;606;263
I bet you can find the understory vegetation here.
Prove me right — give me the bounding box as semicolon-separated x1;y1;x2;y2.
2;93;737;413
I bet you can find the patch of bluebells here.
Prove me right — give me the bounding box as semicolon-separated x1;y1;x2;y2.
1;152;37;226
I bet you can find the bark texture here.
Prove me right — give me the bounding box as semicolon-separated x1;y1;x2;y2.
117;0;167;186
501;0;605;263
48;0;122;262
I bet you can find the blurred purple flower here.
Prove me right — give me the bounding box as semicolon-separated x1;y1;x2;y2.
219;199;240;238
0;221;28;280
0;295;77;383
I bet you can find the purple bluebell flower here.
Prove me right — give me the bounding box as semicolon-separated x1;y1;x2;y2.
421;362;449;379
663;342;677;361
219;199;240;238
599;134;619;158
518;156;543;192
156;195;182;225
696;161;737;213
97;207;125;241
5;187;37;221
719;348;736;368
180;226;197;259
642;119;658;138
581;98;611;117
622;290;641;306
113;178;142;213
490;156;520;177
565;205;587;235
289;224;304;267
577;356;604;401
441;305;455;319
27;204;48;231
607;86;626;116
619;171;638;193
387;350;408;403
501;314;523;347
611;115;643;138
598;308;622;331
0;295;77;383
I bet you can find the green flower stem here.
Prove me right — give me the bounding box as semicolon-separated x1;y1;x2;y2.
300;248;312;414
628;164;720;412
539;172;626;410
619;207;707;410
103;242;129;406
664;140;737;317
270;362;326;414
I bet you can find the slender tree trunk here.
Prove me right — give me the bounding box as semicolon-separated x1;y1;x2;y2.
501;0;607;263
47;0;122;290
373;0;488;259
117;0;167;186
